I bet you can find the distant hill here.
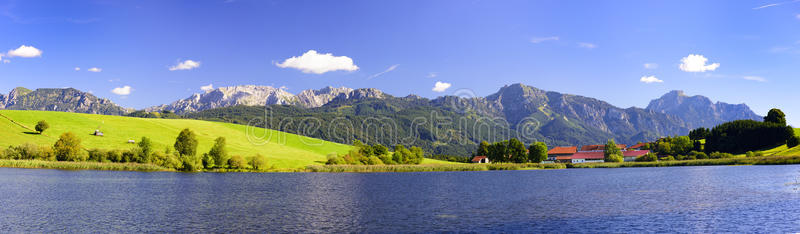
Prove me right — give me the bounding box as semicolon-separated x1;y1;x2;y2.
0;87;128;115
646;90;762;129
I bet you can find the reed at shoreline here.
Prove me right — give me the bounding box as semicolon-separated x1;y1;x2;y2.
0;159;172;172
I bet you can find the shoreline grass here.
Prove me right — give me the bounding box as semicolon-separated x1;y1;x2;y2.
305;163;567;173
568;155;800;168
0;159;173;172
3;155;800;173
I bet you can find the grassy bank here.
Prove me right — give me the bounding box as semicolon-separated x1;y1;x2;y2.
0;159;173;171
305;163;567;173
568;155;800;168
3;156;799;173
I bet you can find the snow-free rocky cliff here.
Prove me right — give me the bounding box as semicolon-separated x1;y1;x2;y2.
147;85;385;114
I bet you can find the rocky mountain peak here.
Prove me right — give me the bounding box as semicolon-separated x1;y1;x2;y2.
0;87;127;115
149;85;389;113
646;90;760;129
296;86;353;108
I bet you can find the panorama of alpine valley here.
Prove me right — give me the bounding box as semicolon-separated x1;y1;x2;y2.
1;83;782;164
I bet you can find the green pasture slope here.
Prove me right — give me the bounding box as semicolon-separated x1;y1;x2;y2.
758;128;800;156
0;110;355;169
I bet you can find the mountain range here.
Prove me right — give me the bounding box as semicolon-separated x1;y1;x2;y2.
1;84;762;155
0;87;129;115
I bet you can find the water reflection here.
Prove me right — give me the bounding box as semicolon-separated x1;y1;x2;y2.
0;165;799;232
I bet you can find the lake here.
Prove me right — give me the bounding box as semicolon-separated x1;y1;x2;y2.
1;165;799;232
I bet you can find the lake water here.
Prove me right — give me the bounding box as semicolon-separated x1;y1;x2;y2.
1;165;799;232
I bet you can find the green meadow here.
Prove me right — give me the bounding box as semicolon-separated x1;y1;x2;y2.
0;110;359;169
757;128;800;156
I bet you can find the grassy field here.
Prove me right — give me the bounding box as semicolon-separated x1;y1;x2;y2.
0;110;361;169
758;128;800;156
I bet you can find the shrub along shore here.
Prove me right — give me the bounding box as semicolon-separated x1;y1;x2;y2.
2;155;800;173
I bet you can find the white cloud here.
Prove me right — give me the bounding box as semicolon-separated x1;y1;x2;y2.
432;81;452;92
640;75;664;83
111;86;132;95
796;14;800;20
578;42;597;49
743;76;766;82
87;67;102;72
643;63;658;69
169;59;201;71
74;67;80;71
753;3;781;9
200;84;214;91
276;50;358;74
2;60;9;64
752;0;800;10
530;36;559;43
427;72;438;78
679;54;720;72
7;45;42;58
368;64;399;79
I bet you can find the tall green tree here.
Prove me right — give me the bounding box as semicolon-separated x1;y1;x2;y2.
528;142;548;163
409;146;425;164
764;108;786;126
508;138;527;163
604;139;623;162
476;141;490;156
174;129;198;157
174;128;200;171
372;144;389;156
688;127;710;140
54;132;84;161
208;137;228;168
788;135;800;148
35;120;49;134
137;137;153;163
487;141;508;163
393;145;408;163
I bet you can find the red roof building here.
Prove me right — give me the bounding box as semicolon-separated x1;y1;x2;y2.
555;155;573;163
471;156;489;164
547;146;577;155
548;146;578;162
629;143;647;150
580;144;627;152
571;151;605;160
622;150;650;161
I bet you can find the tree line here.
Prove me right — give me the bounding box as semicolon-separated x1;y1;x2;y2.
473;138;548;163
0;127;269;171
637;108;798;159
325;140;425;165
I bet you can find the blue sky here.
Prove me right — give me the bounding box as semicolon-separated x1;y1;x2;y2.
1;0;799;125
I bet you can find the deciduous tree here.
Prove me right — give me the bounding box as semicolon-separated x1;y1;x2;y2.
764;108;786;126
35;120;49;134
54;132;84;161
604;139;623;162
528;142;548;163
